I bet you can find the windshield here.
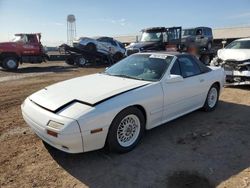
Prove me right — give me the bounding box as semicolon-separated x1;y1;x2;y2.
140;31;164;42
225;40;250;49
182;29;195;36
11;35;27;42
104;54;173;81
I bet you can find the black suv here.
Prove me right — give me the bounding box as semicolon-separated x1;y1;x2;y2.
181;27;213;50
126;27;182;56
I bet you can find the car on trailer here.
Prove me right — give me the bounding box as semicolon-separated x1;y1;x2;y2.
73;36;126;62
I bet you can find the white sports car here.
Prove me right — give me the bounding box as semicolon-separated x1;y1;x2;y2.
21;52;225;153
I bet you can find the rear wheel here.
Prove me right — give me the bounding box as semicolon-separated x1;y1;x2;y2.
2;57;19;70
106;107;145;153
200;55;211;65
65;58;75;65
203;84;219;111
113;52;124;62
76;56;86;67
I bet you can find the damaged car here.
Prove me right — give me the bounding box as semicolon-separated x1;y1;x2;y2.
21;52;225;154
73;36;125;62
211;38;250;85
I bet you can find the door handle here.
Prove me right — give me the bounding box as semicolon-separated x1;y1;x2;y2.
200;78;205;83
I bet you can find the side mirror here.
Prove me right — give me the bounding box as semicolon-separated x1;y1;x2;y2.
166;74;184;83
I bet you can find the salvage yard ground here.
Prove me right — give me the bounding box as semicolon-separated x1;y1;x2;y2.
0;62;250;188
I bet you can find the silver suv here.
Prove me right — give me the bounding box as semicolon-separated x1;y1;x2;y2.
182;27;213;50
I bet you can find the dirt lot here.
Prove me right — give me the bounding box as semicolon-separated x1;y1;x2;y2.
0;62;250;188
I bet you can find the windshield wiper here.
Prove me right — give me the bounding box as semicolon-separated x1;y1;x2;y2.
112;74;145;81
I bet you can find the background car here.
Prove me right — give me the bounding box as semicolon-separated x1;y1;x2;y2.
126;27;182;56
210;37;250;85
21;52;225;154
182;27;213;50
73;36;125;62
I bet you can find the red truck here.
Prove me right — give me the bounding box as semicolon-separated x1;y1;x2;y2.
0;33;48;70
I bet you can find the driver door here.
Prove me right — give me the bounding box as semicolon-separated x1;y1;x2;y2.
162;55;204;122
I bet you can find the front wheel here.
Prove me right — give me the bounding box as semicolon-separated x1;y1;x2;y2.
106;107;145;153
2;57;19;70
202;84;219;112
113;52;124;62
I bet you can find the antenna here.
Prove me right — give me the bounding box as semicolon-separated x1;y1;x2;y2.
67;14;76;46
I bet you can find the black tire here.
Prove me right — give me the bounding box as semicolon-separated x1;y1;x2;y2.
2;57;19;70
113;52;124;62
202;83;219;112
0;61;5;69
200;55;211;65
86;43;96;52
106;107;145;153
76;56;86;67
65;58;75;65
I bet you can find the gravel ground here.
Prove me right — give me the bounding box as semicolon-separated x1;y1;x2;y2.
0;62;250;188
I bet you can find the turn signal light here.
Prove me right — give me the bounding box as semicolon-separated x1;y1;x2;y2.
47;129;58;137
47;120;64;129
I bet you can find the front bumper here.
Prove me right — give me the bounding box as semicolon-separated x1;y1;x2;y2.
225;70;250;85
21;98;84;153
126;48;140;56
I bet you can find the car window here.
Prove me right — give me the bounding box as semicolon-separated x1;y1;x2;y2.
196;29;202;35
191;55;212;73
96;37;105;42
110;40;117;46
204;28;207;36
170;61;181;75
226;40;250;49
27;35;36;43
105;54;173;81
117;41;125;49
208;28;212;36
178;56;201;78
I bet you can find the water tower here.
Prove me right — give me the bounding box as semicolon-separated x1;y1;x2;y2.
67;14;76;46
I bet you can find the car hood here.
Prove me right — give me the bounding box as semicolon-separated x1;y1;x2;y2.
218;49;250;61
127;41;159;49
29;73;150;112
0;42;17;49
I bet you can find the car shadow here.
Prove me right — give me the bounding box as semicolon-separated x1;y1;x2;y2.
46;101;250;188
0;64;108;74
0;65;76;74
225;85;250;91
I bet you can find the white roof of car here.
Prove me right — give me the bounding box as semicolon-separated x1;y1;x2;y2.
235;37;250;41
139;51;180;56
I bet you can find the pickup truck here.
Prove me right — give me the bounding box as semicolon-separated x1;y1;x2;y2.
0;33;48;70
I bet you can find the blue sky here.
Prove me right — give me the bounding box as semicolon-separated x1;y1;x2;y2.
0;0;250;46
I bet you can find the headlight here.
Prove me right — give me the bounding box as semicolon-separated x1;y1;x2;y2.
47;120;64;129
